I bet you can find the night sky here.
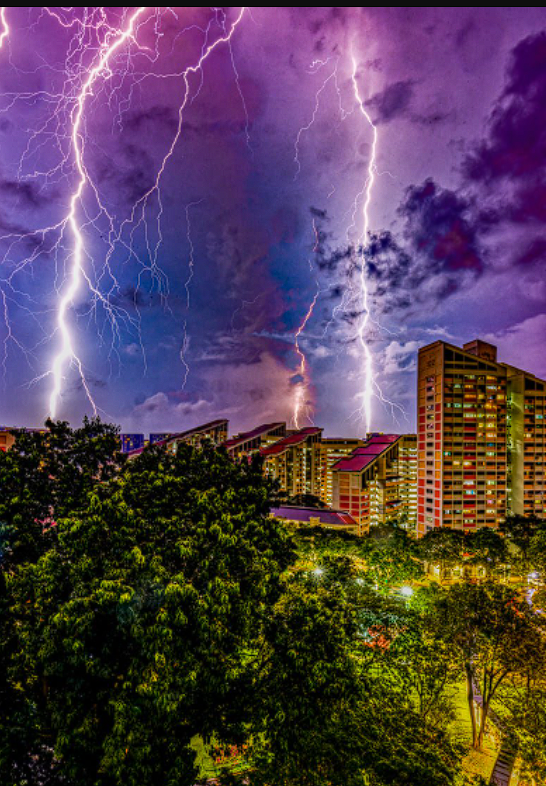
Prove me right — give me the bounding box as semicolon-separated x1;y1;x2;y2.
1;7;545;436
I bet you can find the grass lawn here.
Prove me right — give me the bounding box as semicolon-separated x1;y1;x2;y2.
449;680;500;784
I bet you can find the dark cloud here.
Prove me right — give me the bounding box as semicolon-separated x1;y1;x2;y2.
514;237;546;267
309;206;327;219
123;105;178;135
366;80;414;124
0;178;50;209
363;222;481;316
463;32;546;224
400;178;483;274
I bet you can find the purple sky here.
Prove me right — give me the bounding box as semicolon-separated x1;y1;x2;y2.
1;7;545;437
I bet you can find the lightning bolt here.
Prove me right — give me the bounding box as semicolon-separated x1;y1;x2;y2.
0;7;247;419
180;198;204;389
349;52;406;432
292;285;319;430
49;7;149;418
291;218;323;429
350;52;377;435
0;7;8;49
293;55;350;181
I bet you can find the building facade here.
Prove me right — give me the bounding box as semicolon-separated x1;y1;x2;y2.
0;427;16;452
417;338;545;534
318;438;365;506
506;365;546;518
261;427;323;498
331;434;417;535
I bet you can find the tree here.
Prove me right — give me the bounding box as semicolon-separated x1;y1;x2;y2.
433;581;546;749
0;417;123;564
0;417;124;784
529;528;546;576
2;437;294;786
417;527;465;582
228;576;462;786
275;492;329;509
465;527;507;579
383;606;460;730
360;524;423;595
499;514;545;572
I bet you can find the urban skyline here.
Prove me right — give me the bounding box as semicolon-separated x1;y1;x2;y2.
4;336;535;536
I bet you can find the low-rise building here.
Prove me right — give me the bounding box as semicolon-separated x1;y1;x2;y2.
0;427;16;452
271;505;359;535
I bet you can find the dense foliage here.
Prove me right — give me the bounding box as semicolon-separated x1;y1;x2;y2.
1;420;545;785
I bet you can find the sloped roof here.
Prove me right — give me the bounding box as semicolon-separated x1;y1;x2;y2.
271;506;358;528
223;422;285;451
260;427;322;457
126;419;228;457
332;434;400;473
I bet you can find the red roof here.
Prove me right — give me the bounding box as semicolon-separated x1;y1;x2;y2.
332;434;401;472
271;506;358;528
261;427;322;457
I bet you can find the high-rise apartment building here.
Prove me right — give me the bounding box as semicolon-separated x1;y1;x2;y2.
417;339;545;534
506;365;546;518
331;433;417;535
261;426;323;498
318;438;365;505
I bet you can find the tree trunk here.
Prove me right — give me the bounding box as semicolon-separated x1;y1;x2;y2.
476;698;489;749
465;661;478;748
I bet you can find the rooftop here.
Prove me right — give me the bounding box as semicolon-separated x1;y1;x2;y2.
223;422;285;451
332;434;401;473
271;505;358;529
126;419;228;457
260;427;322;457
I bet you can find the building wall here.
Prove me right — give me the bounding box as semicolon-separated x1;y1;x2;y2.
166;420;229;452
263;431;322;498
0;429;16;452
226;423;286;458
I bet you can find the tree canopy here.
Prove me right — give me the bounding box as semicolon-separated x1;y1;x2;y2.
1;427;294;785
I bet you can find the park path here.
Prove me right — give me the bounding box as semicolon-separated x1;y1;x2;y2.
471;679;516;786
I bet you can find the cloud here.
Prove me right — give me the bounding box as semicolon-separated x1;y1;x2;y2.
400;178;483;274
463;32;546;224
514;237;546;268
130;351;296;432
381;340;420;375
0;178;50;210
484;314;546;379
365;80;414;124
